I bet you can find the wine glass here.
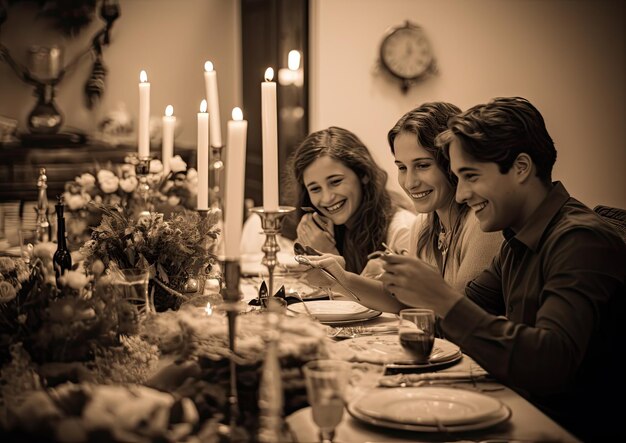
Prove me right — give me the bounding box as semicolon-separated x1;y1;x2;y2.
399;308;435;364
303;359;351;443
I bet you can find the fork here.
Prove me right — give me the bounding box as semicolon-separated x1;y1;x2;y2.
294;254;362;301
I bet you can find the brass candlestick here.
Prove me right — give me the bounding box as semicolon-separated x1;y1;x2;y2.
210;144;224;212
220;258;244;435
134;155;152;219
249;206;296;298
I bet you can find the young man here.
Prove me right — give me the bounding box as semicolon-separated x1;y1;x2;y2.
381;97;625;440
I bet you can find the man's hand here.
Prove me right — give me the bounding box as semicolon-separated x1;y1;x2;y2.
380;254;463;317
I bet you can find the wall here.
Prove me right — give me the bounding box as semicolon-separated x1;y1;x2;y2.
310;0;626;209
0;0;241;150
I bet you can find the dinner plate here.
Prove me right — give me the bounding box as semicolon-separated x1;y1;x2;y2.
287;300;381;323
330;335;462;367
347;399;511;433
352;387;503;426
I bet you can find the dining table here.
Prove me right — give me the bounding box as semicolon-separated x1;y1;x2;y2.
239;266;582;443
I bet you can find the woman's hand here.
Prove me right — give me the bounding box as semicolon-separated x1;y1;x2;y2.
296;213;338;254
299;253;347;289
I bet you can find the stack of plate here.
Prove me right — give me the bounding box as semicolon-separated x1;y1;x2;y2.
330;335;462;368
348;386;511;432
287;300;381;324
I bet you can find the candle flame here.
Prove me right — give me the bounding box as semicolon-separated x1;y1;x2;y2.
165;105;174;117
204;60;214;72
204;302;213;316
232;107;243;121
200;99;208;113
139;70;148;83
288;50;301;71
264;67;274;82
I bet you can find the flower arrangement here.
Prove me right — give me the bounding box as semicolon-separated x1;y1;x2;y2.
0;244;141;367
62;154;200;248
80;204;221;312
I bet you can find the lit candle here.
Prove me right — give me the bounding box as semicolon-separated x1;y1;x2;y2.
197;99;210;210
203;61;223;148
261;67;279;211
224;107;248;259
138;70;150;158
162;105;176;175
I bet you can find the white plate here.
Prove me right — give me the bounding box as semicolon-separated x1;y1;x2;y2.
347;399;511;433
330;335;461;366
352;387;503;426
287;300;381;323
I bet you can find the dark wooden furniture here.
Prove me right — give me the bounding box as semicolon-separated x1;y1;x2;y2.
0;141;196;202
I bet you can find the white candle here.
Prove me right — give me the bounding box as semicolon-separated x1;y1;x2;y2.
224;107;248;259
203;61;223;148
197;100;210;210
261;67;279;211
138;70;150;158
162;105;176;175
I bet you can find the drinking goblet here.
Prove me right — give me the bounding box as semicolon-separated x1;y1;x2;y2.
303;359;351;443
399;308;435;364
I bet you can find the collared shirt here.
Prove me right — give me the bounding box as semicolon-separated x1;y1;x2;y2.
441;182;626;440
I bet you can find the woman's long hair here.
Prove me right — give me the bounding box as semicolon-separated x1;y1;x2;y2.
387;102;467;265
287;127;394;273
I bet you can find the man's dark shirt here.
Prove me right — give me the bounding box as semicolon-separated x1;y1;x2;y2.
441;182;626;440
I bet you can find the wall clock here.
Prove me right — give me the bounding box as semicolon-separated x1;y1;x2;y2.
379;21;436;93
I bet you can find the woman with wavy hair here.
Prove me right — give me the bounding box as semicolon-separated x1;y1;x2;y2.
288;126;414;275
300;103;502;313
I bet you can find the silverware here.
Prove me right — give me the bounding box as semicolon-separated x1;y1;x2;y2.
294;255;361;301
293;291;317;320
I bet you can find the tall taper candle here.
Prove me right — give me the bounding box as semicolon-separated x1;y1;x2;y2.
162;105;176;175
138;70;150;157
197;100;210;210
203;61;223;148
224;107;248;259
261;67;279;211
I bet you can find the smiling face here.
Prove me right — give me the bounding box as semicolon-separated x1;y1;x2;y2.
393;132;453;214
303;155;363;226
448;137;524;232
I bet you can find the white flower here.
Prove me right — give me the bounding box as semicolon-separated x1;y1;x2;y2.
119;176;138;193
33;242;56;260
64;191;90;211
186;168;198;187
76;173;96;189
169;155;187;173
150;159;163;173
59;269;91;290
98;169;119;193
120;163;136;177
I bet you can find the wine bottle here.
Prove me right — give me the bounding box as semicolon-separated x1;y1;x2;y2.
53;196;72;286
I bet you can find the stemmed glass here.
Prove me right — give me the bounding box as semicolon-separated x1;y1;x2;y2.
303;359;351;443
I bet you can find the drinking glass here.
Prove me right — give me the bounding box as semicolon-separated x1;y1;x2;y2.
399;308;435;364
303;359;351;443
110;268;153;316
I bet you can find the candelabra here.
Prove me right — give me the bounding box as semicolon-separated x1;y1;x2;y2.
249;206;295;299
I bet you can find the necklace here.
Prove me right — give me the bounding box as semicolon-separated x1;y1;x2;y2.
437;222;450;256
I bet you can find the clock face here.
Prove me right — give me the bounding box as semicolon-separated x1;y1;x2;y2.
381;26;433;80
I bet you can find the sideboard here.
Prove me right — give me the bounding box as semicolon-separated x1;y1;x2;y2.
0;141;196;202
